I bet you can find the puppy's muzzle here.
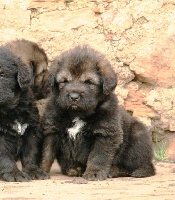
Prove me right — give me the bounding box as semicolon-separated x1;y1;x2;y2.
69;92;80;102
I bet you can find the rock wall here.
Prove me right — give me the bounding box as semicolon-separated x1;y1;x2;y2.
0;0;175;139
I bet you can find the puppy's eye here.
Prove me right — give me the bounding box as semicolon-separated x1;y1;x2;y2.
58;79;68;89
58;79;68;85
0;72;5;77
60;79;68;83
84;80;94;85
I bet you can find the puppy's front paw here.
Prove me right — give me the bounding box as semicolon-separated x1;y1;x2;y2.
131;165;155;178
1;171;31;182
67;167;82;177
109;166;130;178
24;167;50;180
83;170;108;181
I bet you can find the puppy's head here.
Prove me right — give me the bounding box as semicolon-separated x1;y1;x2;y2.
49;45;117;115
4;39;49;100
0;48;33;108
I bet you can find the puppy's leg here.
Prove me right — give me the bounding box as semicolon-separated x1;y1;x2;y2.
131;163;155;178
123;120;155;178
21;128;49;180
83;135;122;181
109;166;130;177
40;134;56;174
67;167;83;177
0;136;31;182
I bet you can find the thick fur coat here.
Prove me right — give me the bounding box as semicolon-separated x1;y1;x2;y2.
4;39;49;99
41;45;155;180
0;39;49;181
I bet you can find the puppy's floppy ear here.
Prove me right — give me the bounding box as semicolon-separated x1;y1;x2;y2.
97;58;117;95
17;59;33;89
48;60;60;91
48;72;56;91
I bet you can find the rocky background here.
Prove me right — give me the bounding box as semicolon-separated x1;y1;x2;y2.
0;0;175;151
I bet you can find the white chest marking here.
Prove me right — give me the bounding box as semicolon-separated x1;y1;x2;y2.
13;120;28;135
67;117;85;140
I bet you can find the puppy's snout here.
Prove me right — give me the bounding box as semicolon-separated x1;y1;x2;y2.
69;92;80;102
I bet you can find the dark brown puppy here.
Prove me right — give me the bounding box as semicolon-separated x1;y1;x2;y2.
41;45;155;180
0;39;49;182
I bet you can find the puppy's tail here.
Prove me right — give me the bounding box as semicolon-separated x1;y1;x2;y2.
5;39;50;99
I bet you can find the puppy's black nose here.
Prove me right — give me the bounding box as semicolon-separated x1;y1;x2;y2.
69;92;80;102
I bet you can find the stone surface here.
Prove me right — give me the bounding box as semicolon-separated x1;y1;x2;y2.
0;0;175;143
130;36;175;87
146;89;175;132
31;9;97;32
166;137;175;161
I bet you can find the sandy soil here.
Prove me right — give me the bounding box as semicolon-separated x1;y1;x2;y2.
0;161;175;200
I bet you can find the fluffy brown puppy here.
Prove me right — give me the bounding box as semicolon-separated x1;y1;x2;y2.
0;39;49;182
41;45;155;180
4;39;49;99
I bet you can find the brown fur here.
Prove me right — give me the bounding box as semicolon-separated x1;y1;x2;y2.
4;39;50;99
41;45;155;180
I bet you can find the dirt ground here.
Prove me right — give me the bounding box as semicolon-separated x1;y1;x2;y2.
0;161;175;200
